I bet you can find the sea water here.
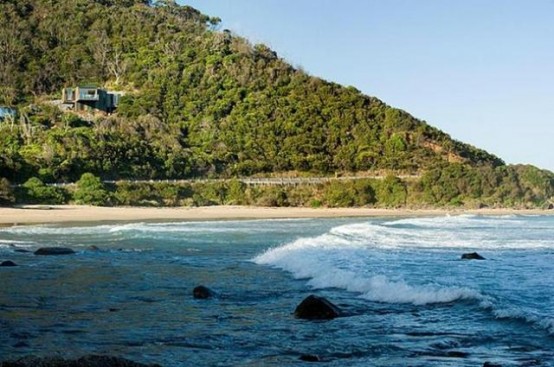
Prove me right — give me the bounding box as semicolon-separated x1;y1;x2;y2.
0;215;553;366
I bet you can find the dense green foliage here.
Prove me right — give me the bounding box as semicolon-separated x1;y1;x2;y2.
74;173;110;205
2;167;552;208
0;0;552;207
0;178;15;206
19;177;66;204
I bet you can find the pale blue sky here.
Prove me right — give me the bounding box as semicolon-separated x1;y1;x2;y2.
182;1;554;171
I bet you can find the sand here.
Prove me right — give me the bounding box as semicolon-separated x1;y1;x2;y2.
0;205;552;226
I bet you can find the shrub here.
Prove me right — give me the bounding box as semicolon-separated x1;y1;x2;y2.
21;177;66;204
255;187;289;207
376;175;407;207
74;173;110;206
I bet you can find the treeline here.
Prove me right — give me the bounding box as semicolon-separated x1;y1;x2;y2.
2;164;552;208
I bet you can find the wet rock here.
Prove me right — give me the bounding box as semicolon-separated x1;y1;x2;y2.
294;295;341;320
87;245;101;251
12;341;29;348
299;354;320;362
483;362;503;367
461;252;485;260
34;247;75;256
446;351;469;358
0;260;17;267
0;355;161;367
193;285;214;299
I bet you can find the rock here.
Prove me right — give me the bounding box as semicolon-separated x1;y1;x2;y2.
299;354;320;362
34;247;75;256
87;245;101;251
0;355;161;367
446;351;469;358
14;249;31;253
193;285;214;299
483;362;502;367
0;260;17;267
12;341;29;348
461;252;485;260
294;295;341;320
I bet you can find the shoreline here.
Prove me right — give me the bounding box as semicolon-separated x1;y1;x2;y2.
0;205;552;226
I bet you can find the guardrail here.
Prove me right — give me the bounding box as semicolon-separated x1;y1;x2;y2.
11;175;420;188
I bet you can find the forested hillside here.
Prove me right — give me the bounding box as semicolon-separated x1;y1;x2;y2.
0;0;553;208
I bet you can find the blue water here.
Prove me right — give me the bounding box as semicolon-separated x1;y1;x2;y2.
1;215;553;366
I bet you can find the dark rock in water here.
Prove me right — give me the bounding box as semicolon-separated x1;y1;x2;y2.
193;285;214;299
87;245;101;251
446;351;469;358
8;244;29;253
461;252;485;260
0;260;17;267
483;362;503;367
294;295;341;320
34;247;75;256
12;341;29;348
0;355;162;367
299;354;320;362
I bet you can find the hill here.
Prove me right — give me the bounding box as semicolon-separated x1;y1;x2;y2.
0;0;553;208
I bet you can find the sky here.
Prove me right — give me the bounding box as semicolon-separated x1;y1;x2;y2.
182;0;554;172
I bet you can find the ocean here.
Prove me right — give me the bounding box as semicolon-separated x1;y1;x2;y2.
0;214;553;366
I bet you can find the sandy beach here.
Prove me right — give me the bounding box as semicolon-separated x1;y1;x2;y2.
0;205;552;226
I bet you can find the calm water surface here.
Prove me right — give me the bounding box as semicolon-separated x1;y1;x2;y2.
1;215;553;366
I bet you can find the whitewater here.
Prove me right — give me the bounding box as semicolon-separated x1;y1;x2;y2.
1;214;553;366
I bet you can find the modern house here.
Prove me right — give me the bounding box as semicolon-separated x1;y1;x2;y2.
0;107;16;121
62;86;122;113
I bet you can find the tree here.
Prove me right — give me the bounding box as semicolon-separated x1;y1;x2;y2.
0;178;15;206
74;173;110;206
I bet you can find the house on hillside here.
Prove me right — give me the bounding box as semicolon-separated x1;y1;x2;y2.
0;107;16;121
62;86;123;113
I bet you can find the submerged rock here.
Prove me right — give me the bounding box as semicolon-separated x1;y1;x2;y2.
483;362;503;367
34;247;75;256
446;351;469;358
0;260;17;267
294;295;341;320
461;252;485;260
299;354;320;362
11;341;29;348
0;355;161;367
193;285;214;299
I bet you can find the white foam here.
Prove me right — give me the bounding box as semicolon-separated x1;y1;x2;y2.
0;224;116;235
254;216;554;305
382;214;524;229
254;231;482;305
489;306;554;335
